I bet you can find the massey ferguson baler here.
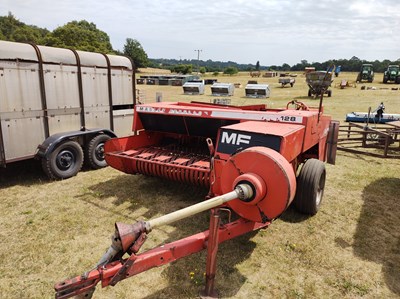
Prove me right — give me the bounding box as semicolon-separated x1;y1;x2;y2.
55;100;339;298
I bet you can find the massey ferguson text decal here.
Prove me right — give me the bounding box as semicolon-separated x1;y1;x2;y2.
221;131;251;146
137;106;203;116
217;129;281;155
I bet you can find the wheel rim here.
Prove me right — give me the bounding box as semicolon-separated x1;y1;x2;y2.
316;172;326;206
94;143;105;161
315;188;323;206
56;149;76;170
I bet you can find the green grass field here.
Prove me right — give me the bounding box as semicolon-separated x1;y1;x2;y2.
0;70;399;299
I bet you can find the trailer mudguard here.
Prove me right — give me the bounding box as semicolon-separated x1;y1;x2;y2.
36;129;117;159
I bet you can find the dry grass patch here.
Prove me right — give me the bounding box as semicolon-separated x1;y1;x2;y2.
1;71;399;298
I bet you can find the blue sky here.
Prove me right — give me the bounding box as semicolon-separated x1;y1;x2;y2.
1;0;399;65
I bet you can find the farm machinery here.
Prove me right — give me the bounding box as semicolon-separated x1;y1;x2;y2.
278;77;295;87
383;65;400;84
55;100;339;298
356;64;374;83
306;70;333;98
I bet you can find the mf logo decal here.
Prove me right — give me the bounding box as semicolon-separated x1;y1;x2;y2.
221;132;251;145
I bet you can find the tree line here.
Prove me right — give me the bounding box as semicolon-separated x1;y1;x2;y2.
0;12;148;69
1;13;399;74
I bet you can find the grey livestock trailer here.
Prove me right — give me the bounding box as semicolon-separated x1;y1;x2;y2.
245;84;270;98
211;82;235;96
0;40;135;179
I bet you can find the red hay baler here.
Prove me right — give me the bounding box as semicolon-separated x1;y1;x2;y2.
55;100;339;298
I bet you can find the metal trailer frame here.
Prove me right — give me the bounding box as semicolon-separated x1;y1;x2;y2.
0;40;135;178
306;71;333;98
278;77;295;88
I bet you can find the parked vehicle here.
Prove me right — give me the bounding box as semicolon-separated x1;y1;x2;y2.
334;65;341;77
306;71;333;98
0;41;135;179
356;64;374;83
383;65;400;84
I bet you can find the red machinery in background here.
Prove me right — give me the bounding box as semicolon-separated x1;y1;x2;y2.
55;100;339;298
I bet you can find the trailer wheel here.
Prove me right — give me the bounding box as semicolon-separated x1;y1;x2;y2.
327;90;332;97
293;159;326;215
42;140;84;180
86;134;111;169
308;89;312;97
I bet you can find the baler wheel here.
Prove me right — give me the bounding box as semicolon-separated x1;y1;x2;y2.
42;140;84;180
294;159;326;215
86;134;111;169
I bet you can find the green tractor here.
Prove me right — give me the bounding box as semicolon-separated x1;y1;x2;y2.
383;65;400;84
356;64;374;83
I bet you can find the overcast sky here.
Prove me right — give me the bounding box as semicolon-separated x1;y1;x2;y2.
1;0;399;65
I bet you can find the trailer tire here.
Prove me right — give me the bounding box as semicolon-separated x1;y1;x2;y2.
294;159;326;215
86;134;111;169
308;89;312;97
42;140;84;180
327;90;332;97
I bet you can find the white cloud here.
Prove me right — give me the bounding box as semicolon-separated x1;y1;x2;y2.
1;0;399;65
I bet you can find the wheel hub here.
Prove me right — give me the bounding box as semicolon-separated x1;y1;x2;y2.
94;143;105;160
57;150;75;170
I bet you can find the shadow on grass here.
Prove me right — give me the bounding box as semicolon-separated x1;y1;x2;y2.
352;177;400;295
84;175;259;298
0;158;99;188
278;205;312;223
142;232;258;299
0;159;48;188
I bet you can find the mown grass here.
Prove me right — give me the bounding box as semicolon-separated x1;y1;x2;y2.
0;71;399;298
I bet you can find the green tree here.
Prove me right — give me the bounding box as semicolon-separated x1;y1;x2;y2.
223;66;238;75
44;20;113;53
0;12;48;44
171;64;192;74
199;66;206;74
123;38;149;69
281;63;291;71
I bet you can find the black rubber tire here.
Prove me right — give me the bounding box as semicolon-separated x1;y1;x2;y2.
383;77;388;84
293;159;326;215
85;134;111;169
42;140;83;180
396;76;400;84
308;89;312;97
327;90;332;97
